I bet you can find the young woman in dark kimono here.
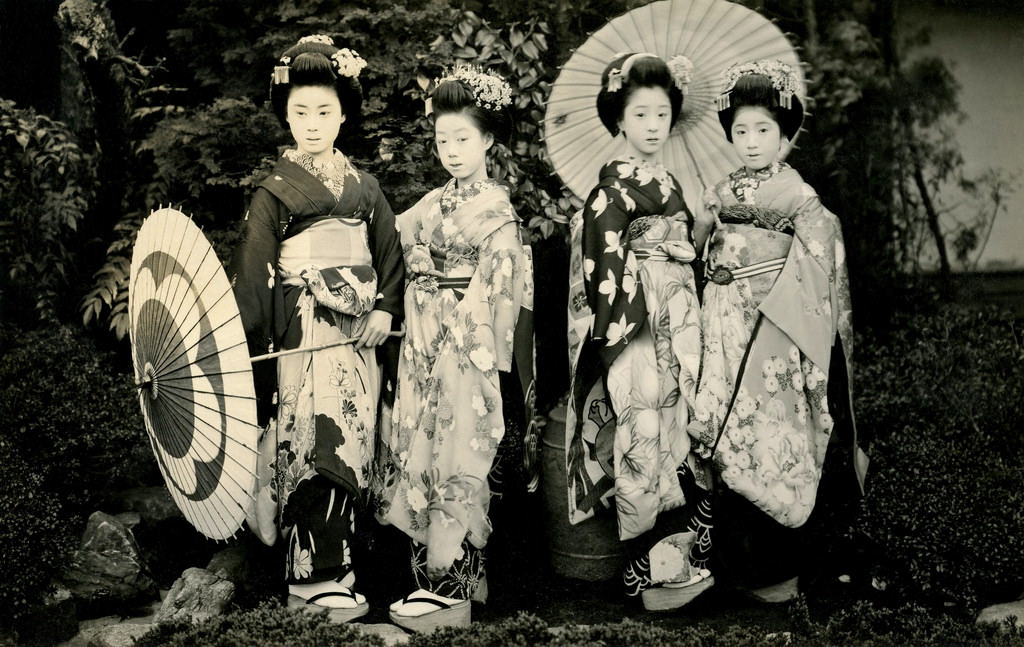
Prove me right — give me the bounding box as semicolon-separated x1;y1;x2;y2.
229;34;404;622
564;52;715;611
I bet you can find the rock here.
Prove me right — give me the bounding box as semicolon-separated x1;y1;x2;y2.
206;545;248;581
113;512;141;530
82;623;154;647
358;623;411;645
156;567;235;624
114;487;181;524
63;512;157;613
976;600;1024;630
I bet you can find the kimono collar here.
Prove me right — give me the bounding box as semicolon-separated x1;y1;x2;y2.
283;148;359;199
439;177;502;216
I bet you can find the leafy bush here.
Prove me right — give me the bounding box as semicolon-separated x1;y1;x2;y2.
0;98;94;324
0;325;155;516
134;601;385;647
854;304;1024;609
134;605;1024;647
0;438;75;625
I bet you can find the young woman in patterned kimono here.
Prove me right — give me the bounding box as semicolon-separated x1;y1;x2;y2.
564;52;716;611
229;35;404;622
374;67;533;631
688;60;868;601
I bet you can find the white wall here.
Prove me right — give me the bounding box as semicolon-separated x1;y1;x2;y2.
898;0;1024;270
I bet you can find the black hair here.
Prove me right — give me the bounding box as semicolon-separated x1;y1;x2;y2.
430;78;511;144
717;73;803;142
269;40;362;132
596;54;683;136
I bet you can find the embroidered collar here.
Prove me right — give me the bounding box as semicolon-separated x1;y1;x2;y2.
283;148;360;199
439;177;498;216
729;162;787;204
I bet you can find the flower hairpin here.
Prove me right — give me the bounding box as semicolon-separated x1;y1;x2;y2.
667;55;694;94
271;36;367;85
603;53;693;94
435;65;513;112
717;59;805;110
331;48;367;79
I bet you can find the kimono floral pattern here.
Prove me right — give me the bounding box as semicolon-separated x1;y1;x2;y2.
231;150;404;584
689;163;857;527
565;157;704;541
375;178;532;577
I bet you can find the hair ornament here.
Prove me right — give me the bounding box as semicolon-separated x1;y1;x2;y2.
270;35;367;86
716;58;805;111
604;52;656;92
331;48;367;79
666;55;694;94
298;34;334;46
434;65;513;112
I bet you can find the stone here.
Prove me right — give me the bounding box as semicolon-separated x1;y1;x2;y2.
63;512;157;611
976;600;1024;630
357;623;411;645
114;487;182;524
82;623;154;647
155;567;235;624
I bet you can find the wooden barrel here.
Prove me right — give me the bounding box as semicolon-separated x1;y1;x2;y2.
541;405;625;581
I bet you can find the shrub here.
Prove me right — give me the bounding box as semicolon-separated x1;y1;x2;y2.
0;98;94;324
854;304;1024;609
133;601;385;647
0;324;155;517
0;438;75;625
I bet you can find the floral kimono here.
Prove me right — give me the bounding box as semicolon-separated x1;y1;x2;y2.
375;178;533;600
689;162;867;584
230;149;403;585
566;157;710;594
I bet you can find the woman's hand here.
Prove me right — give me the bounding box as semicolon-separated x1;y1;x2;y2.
357;310;393;348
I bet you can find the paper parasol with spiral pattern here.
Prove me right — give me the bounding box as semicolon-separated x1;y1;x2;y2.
129;207;259;540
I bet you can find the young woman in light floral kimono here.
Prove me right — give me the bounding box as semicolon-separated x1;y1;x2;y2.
230;35;404;622
688;60;867;601
564;52;716;611
374;67;533;632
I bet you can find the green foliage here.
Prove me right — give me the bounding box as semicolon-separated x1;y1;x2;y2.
134;601;386;647
0;325;154;516
136;606;1024;647
0;99;94;324
0;438;76;625
854;305;1024;609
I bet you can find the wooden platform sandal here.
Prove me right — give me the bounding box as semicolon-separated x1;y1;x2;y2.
388;589;471;632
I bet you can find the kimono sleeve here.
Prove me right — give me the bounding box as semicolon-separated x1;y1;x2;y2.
581;182;645;367
477;220;529;373
365;176;405;320
228;187;280;354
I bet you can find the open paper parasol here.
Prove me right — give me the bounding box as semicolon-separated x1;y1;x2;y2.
544;0;803;203
129;207;259;540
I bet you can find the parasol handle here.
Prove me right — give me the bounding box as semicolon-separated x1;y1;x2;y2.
249;330;405;363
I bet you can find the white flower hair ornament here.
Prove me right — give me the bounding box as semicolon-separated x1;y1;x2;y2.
604;53;692;94
716;59;806;110
271;35;367;85
434;65;513;112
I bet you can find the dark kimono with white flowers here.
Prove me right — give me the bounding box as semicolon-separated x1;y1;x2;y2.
230;149;403;585
566;157;711;595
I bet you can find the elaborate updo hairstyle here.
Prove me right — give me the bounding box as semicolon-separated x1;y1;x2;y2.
716;59;804;142
595;53;685;136
430;66;513;145
269;35;365;131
